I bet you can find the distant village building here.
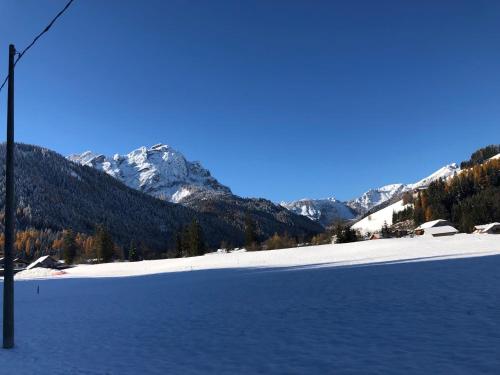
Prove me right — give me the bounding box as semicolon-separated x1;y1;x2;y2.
0;258;30;276
414;219;453;235
0;257;30;269
13;258;30;269
414;219;458;237
26;255;65;270
419;226;459;237
389;219;413;238
474;223;500;234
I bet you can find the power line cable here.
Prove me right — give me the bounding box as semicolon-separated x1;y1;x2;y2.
0;0;75;93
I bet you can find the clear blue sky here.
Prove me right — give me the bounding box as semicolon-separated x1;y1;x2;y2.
0;0;499;202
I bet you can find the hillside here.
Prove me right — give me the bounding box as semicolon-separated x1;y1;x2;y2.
353;148;500;234
413;157;500;232
181;190;322;243
0;144;321;253
68;144;323;243
351;199;411;234
0;144;233;250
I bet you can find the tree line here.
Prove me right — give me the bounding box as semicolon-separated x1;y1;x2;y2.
412;158;499;232
460;144;499;169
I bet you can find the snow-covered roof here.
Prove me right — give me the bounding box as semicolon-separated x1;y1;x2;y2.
474;224;489;230
422;226;458;236
27;255;53;270
415;219;450;231
1;257;30;266
475;222;500;233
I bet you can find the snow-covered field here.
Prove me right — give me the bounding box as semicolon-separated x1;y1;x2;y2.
14;233;498;279
2;234;500;374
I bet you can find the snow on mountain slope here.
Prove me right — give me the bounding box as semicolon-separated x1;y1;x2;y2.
348;163;460;214
407;163;460;190
346;184;406;215
285;163;461;224
68;144;231;202
351;199;412;234
280;198;355;227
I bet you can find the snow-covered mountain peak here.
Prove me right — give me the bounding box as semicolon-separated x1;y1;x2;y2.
346;183;406;215
68;144;231;202
283;161;463;226
408;163;459;189
287;196;339;204
347;164;461;215
280;197;356;227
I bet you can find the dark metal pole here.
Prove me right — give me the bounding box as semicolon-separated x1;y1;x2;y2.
3;44;16;349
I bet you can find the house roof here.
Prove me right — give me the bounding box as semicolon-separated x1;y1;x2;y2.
0;257;29;266
484;222;500;231
476;222;500;232
13;258;29;264
26;255;56;270
415;219;450;231
474;224;489;230
423;225;458;235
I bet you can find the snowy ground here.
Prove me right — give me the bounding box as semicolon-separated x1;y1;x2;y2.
1;234;500;374
14;233;500;279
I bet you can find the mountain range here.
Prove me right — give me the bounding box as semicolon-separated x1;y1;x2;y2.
70;144;461;228
281;164;460;226
0;144;321;253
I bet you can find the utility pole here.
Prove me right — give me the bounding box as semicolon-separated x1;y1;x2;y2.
3;44;16;349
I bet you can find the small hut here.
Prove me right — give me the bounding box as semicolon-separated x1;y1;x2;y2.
474;223;500;234
415;219;453;235
419;225;458;237
27;255;64;270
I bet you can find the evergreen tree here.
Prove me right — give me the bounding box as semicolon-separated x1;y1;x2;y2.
175;229;184;258
381;221;390;238
412;192;425;225
244;214;258;250
187;220;206;256
128;240;139;262
334;224;358;244
393;206;414;224
460;144;500;168
62;229;77;265
220;240;230;252
181;226;191;257
94;225;114;263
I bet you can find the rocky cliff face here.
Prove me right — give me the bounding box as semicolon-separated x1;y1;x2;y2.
69;144;231;203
